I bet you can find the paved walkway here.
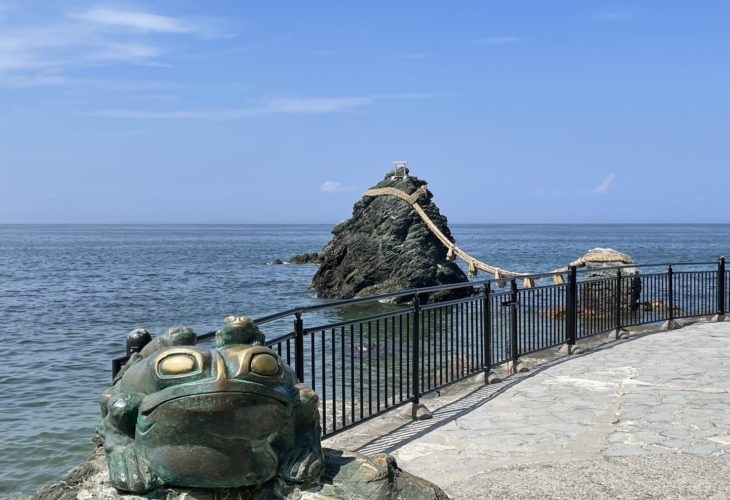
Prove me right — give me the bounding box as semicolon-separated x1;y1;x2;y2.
327;321;730;499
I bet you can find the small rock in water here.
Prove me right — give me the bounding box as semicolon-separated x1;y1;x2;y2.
289;253;321;264
270;258;284;265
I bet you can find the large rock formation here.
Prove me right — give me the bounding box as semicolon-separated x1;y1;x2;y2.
312;170;469;302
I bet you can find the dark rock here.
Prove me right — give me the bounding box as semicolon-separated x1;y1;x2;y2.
311;170;469;303
289;253;321;265
35;445;448;500
270;258;284;265
578;249;642;317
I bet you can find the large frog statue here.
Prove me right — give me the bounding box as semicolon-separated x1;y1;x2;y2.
98;316;324;493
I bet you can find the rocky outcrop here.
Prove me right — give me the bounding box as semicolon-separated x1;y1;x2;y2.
270;254;321;265
311;170;469;302
289;253;321;265
578;248;641;318
35;444;449;500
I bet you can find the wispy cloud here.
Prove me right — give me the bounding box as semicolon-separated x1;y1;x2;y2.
88;93;431;120
266;96;377;113
320;181;350;193
71;8;196;33
594;174;617;194
391;52;431;60
472;36;519;45
88;42;164;62
591;11;630;21
0;5;223;87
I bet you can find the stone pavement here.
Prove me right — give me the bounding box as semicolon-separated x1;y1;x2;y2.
326;320;730;499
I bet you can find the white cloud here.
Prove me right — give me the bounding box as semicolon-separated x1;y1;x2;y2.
88;42;163;62
0;73;67;87
472;36;519;45
391;52;431;60
320;181;349;193
594;174;616;194
0;6;221;87
591;11;629;21
71;8;196;34
87;93;431;120
266;96;377;113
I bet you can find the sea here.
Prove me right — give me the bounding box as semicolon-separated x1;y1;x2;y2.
1;223;729;496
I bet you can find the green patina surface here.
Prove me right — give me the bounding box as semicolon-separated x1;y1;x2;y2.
98;317;323;494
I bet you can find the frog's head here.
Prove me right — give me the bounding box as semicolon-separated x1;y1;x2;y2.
99;318;322;491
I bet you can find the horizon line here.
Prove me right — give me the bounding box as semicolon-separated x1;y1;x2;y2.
1;222;729;226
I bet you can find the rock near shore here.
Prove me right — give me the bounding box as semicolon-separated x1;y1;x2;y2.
311;170;469;302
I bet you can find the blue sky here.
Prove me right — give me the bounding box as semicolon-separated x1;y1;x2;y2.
1;1;728;223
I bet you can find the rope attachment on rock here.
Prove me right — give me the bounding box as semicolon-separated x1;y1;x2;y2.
364;185;633;286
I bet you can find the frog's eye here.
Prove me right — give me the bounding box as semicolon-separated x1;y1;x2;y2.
156;353;201;378
250;353;279;376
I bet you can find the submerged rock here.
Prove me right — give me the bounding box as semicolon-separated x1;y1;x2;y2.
312;170;469;302
35;445;449;500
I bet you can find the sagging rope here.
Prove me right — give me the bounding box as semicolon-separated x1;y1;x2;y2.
363;184;632;288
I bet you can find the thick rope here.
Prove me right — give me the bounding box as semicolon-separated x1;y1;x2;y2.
364;185;626;284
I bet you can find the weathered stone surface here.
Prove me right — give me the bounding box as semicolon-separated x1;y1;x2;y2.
311;171;468;302
35;446;449;500
578;248;642;319
558;344;584;355
324;320;730;498
289;253;321;265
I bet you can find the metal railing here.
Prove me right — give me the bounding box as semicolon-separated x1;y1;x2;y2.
112;257;726;439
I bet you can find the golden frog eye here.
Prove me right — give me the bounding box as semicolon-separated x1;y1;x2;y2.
158;354;197;376
250;353;279;376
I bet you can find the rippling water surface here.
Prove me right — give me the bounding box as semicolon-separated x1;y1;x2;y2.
1;224;728;496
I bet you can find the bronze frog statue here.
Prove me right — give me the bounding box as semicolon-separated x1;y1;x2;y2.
98;316;324;493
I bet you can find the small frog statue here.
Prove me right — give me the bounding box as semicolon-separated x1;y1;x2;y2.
98;316;324;493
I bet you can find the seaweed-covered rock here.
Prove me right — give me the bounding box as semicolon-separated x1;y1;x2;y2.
311;170;468;302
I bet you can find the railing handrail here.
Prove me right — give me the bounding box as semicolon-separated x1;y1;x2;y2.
251;260;718;326
179;260;724;341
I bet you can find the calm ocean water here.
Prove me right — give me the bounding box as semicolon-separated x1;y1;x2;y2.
1;223;728;496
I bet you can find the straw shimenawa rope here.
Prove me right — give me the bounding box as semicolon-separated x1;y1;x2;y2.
364;185;633;287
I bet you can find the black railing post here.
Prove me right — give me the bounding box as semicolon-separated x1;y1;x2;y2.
294;312;304;383
482;282;492;380
111;357;126;380
411;295;421;406
567;266;578;346
718;256;726;316
667;265;675;323
615;268;623;331
510;279;519;368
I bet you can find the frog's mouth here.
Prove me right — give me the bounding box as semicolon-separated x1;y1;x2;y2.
135;385;292;488
139;379;293;417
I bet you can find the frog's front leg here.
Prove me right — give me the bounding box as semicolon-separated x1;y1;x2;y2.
278;384;324;483
105;442;161;493
99;390;162;493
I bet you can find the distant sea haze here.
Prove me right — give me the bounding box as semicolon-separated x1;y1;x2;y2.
0;223;728;495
